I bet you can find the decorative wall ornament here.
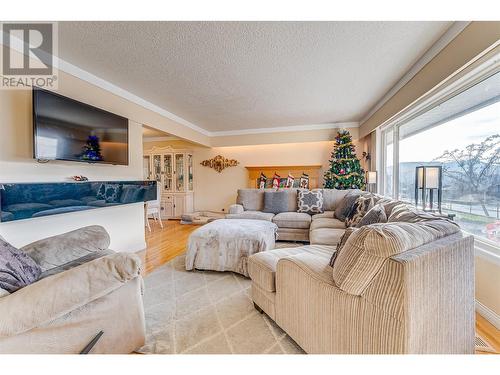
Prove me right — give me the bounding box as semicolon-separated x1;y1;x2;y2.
200;155;239;173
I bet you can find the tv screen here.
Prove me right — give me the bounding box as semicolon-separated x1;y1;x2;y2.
33;88;129;165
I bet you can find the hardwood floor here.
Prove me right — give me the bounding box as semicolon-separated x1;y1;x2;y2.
140;219;198;275
140;219;499;355
476;312;500;354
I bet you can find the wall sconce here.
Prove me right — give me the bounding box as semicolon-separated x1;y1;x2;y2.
415;166;442;213
366;171;377;193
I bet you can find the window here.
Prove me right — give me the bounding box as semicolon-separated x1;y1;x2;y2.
382;128;394;197
379;70;500;247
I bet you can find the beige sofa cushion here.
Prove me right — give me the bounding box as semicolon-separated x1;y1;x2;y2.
225;211;275;221
310;217;345;230
276;228;309;242
273;212;311;229
332;220;460;295
236;189;265;211
248;245;335;292
309;228;345;246
311;211;335;220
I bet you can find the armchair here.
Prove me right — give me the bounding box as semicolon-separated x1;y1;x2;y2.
0;226;146;354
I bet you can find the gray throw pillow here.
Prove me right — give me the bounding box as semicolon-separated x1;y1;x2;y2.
356;203;387;228
263;191;289;214
0;237;41;293
297;190;324;214
334;190;362;221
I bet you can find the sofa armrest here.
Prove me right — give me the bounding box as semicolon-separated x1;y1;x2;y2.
0;252;141;338
21;226;111;272
228;204;244;215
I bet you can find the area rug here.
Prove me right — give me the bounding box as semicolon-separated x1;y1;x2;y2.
136;251;305;354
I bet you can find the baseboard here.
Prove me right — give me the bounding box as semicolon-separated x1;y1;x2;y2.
476;300;500;330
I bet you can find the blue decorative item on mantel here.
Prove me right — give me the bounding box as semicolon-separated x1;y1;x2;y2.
0;181;156;222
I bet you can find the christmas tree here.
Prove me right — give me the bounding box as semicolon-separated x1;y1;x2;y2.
81;135;103;162
324;130;365;190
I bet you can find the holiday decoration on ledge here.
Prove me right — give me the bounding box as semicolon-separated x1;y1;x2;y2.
324;130;365;190
299;173;310;189
286;173;295;188
200;155;239;173
71;175;89;182
258;173;267;189
81;135;103;162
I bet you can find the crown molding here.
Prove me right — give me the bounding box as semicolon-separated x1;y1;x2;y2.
210;122;359;137
360;21;470;126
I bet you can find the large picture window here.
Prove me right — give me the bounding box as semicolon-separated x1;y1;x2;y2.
379;70;500;247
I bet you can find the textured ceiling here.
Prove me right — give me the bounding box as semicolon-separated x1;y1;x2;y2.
58;21;453;132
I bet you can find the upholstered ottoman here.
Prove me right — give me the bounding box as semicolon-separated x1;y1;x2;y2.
185;219;278;277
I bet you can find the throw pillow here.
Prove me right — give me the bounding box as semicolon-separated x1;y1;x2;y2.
329;227;357;267
356;203;387;227
333;190;362;221
263;191;289;214
345;194;374;227
105;183;122;203
297;190;324;214
0;237;41;293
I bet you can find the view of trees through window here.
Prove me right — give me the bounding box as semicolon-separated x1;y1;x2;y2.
398;100;500;244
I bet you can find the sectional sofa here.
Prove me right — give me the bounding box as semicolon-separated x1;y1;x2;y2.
246;191;476;354
227;188;351;244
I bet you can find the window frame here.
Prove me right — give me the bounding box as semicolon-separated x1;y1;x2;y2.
375;46;500;256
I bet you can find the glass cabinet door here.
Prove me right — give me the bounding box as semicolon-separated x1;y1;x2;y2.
187;154;193;191
175;153;185;192
143;155;152;180
152;155;162;183
163;154;173;191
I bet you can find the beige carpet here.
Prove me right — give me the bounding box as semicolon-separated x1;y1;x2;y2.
137;252;305;354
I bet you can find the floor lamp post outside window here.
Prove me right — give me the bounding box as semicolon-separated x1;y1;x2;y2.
415;166;442;213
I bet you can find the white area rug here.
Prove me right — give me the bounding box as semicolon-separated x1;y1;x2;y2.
137;252;305;354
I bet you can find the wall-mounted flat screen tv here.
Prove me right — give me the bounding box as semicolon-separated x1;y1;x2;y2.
33;88;129;165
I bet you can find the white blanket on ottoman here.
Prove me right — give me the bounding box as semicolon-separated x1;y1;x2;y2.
185;219;278;277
